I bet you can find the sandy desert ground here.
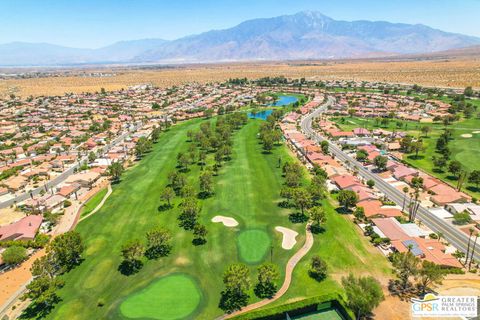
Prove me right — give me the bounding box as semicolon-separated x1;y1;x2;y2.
1;57;480;97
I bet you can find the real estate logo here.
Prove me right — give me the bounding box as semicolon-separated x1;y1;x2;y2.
411;293;477;317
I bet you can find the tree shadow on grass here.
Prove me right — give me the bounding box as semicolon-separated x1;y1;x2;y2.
277;200;293;208
289;212;308;223
309;225;326;234
192;238;207;246
467;186;480;193
335;207;352;215
218;290;249;314
145;246;171;259
407;155;425;160
118;260;143;276
254;282;277;299
19;301;59;319
175;166;190;173
197;191;212;199
308;270;327;282
446;175;458;181
157;204;171;212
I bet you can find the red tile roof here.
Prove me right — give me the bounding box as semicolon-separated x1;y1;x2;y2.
0;215;43;241
332;174;361;189
372;217;409;241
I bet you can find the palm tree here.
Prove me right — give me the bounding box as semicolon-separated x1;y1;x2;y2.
437;232;443;243
468;232;479;270
465;228;475;265
402;187;409;212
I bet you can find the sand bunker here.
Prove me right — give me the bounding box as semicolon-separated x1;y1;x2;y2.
211;215;239;227
275;226;298;250
461;134;473;138
473;131;480;134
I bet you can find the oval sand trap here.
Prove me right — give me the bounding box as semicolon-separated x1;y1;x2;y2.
120;274;202;320
473;131;480;134
275;226;299;250
461;134;473;138
211;215;238;227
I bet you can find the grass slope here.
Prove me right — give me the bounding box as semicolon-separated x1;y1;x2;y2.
261;198;391;311
80;188;108;217
44;119;302;320
43;116;390;320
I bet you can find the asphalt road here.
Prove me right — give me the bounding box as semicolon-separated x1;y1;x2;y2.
300;96;480;261
0;121;141;209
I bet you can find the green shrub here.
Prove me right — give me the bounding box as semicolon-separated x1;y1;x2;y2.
231;293;353;320
441;267;465;275
452;211;472;225
2;245;27;265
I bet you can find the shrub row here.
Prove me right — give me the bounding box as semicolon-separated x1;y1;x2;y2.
231;293;353;320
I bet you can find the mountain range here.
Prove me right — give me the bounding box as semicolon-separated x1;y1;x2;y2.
1;11;479;66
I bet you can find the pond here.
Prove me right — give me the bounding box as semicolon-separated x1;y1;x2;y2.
248;109;273;120
270;95;298;106
248;95;299;120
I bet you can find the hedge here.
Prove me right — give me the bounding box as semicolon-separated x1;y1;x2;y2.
231;293;353;320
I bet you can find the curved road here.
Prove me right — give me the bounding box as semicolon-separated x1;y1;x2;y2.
301;96;480;261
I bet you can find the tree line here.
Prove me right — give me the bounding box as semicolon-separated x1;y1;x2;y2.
389;250;447;297
21;231;84;316
219;262;280;313
158;113;248;246
119;227;173;275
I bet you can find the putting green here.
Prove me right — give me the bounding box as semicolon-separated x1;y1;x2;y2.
119;274;202;320
237;229;271;264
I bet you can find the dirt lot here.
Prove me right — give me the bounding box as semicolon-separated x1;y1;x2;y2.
1;58;480;97
0;208;25;226
373;273;480;320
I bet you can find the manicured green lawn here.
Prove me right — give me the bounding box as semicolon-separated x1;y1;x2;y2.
237;229;271;264
332;115;480;199
262;198;391;311
119;274;202;320
43;118;304;320
80;188;108;217
40;115;392;320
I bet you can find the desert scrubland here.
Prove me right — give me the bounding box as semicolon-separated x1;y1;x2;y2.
1;57;480;97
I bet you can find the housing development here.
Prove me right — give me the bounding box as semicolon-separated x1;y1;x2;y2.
1;3;480;320
0;76;478;320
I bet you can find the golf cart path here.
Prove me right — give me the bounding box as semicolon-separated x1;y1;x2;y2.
220;223;314;319
79;184;112;222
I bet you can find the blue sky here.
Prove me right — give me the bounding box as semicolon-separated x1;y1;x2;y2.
1;0;479;48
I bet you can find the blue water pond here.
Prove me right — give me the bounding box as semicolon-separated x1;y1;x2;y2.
248;110;273;120
269;95;298;106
